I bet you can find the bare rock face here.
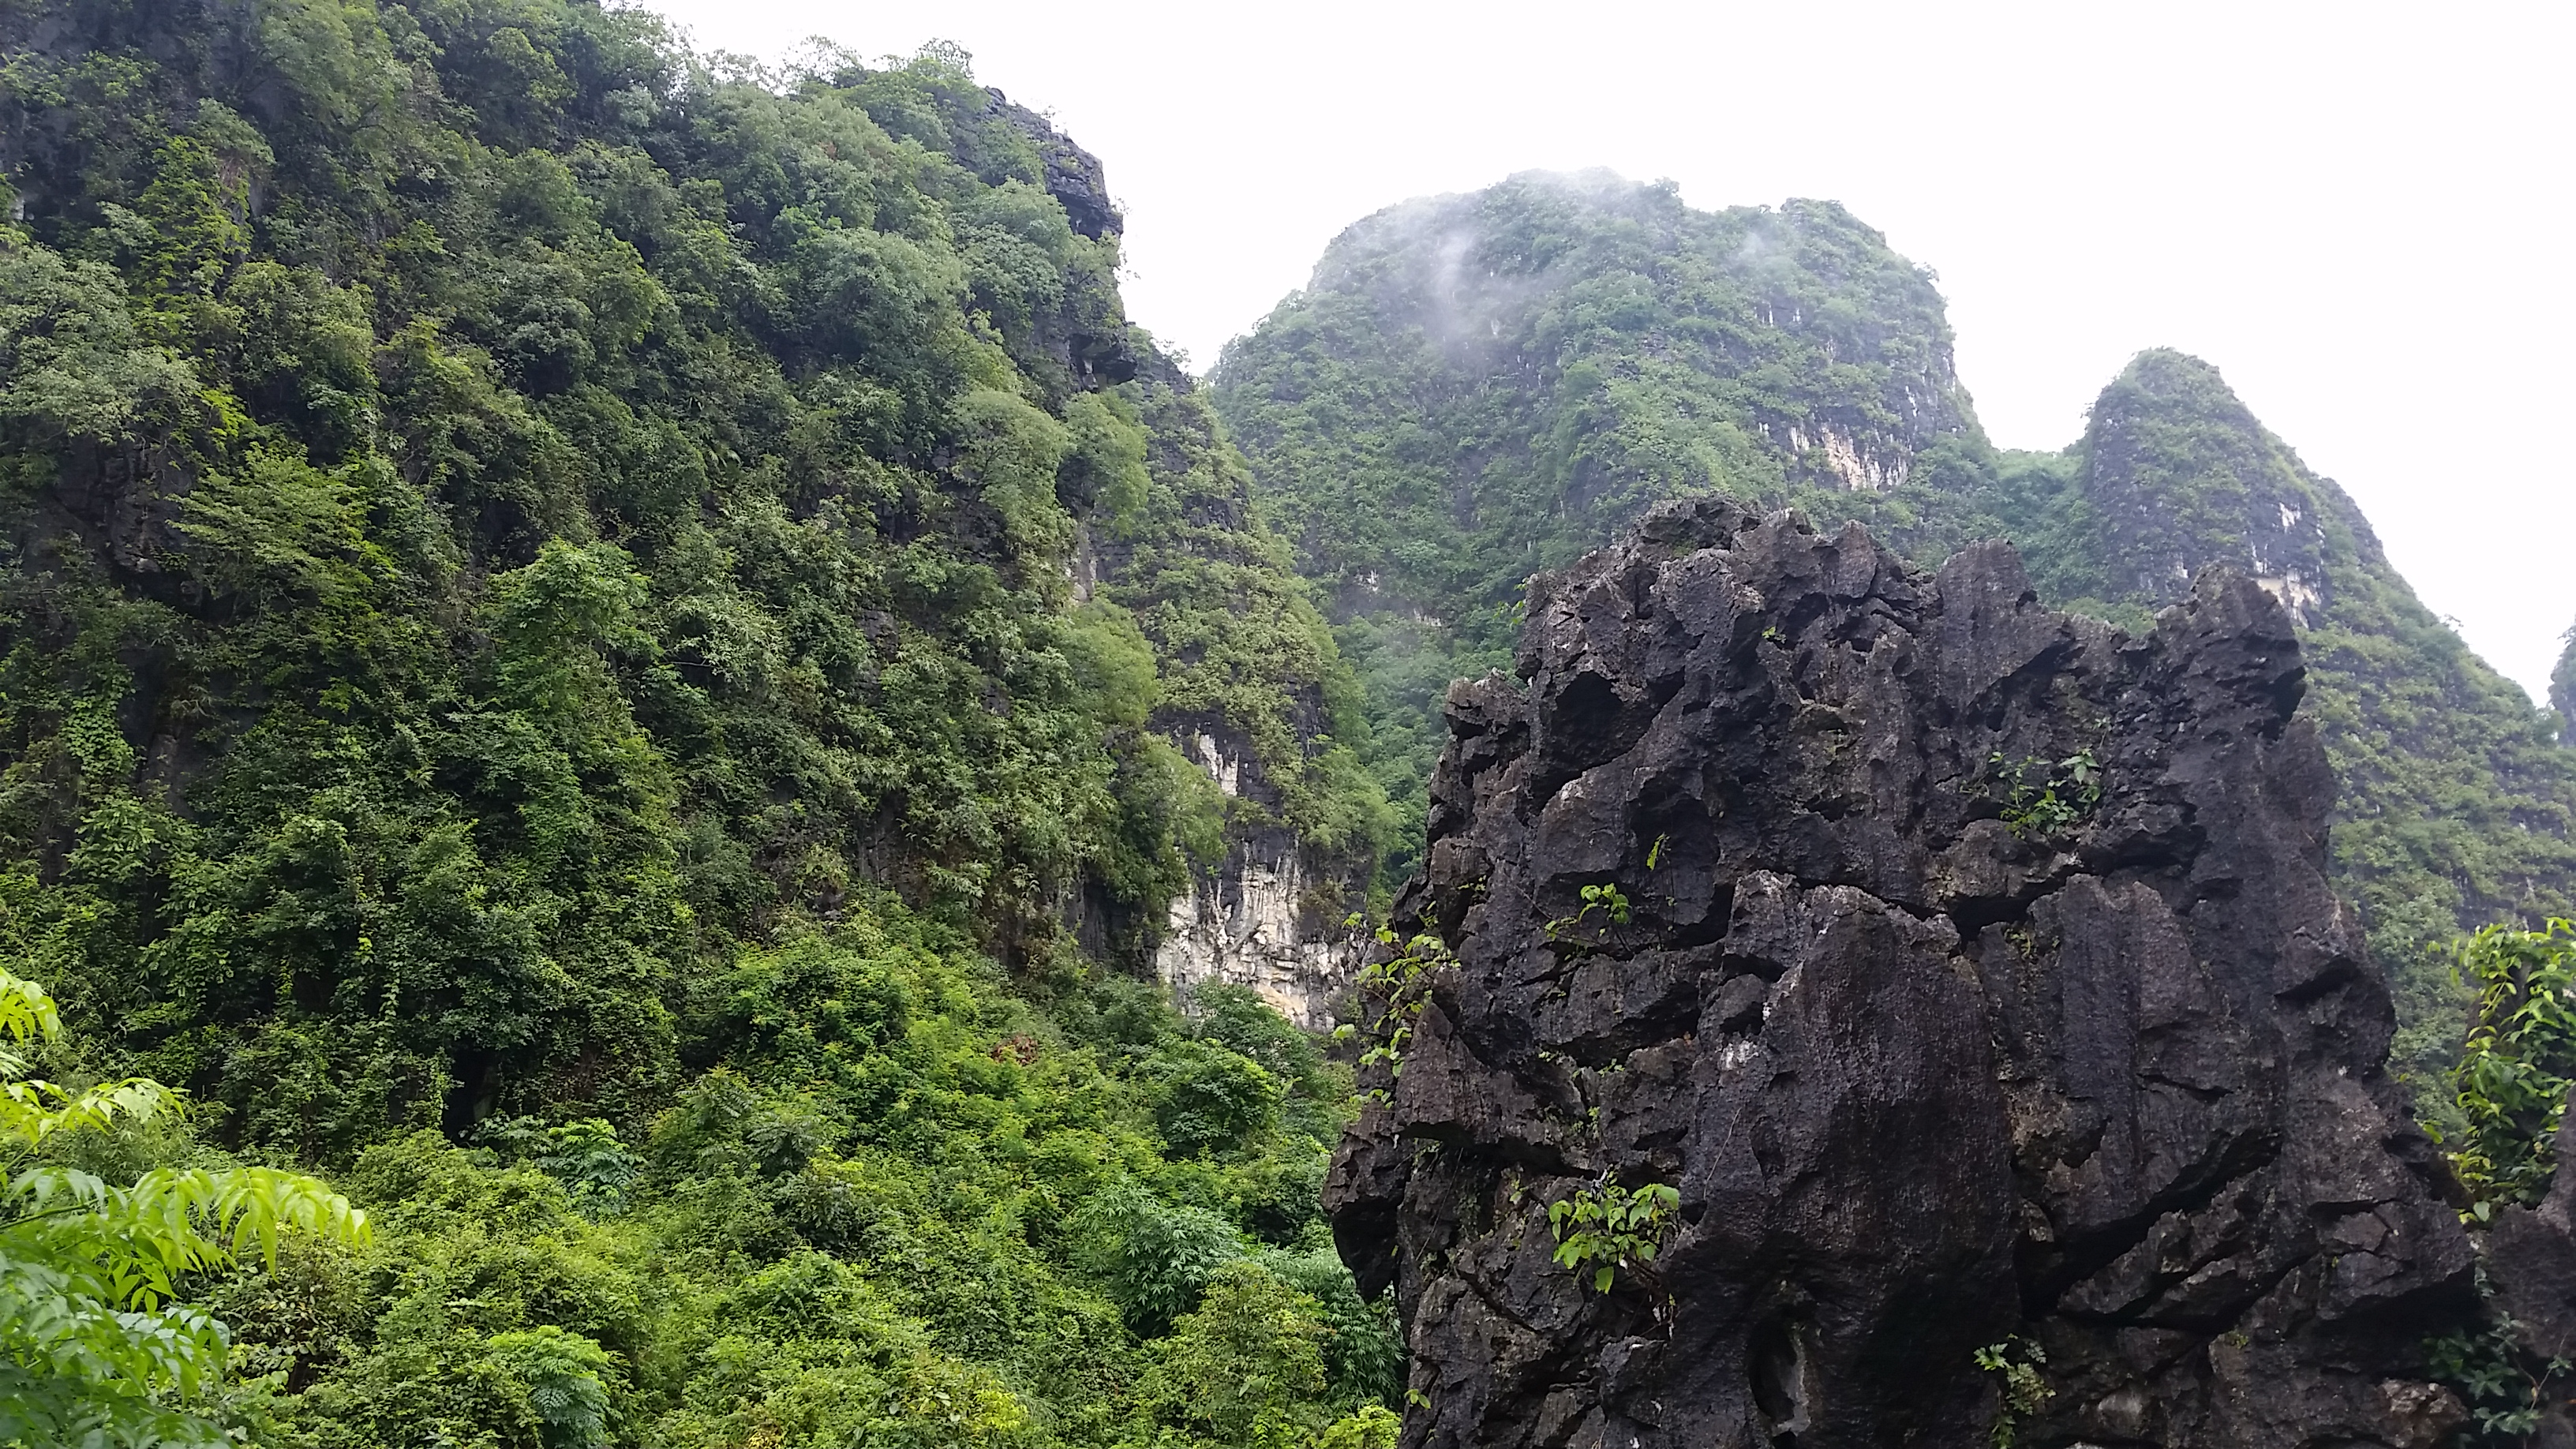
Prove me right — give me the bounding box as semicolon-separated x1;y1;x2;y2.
1155;837;1357;1032
2488;1102;2576;1365
1327;500;2475;1449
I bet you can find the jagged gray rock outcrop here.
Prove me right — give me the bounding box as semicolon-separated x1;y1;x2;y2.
1327;499;2476;1448
2486;1101;2576;1447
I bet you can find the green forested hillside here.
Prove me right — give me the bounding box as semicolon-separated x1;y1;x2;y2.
1213;175;2576;1099
1211;172;1991;874
7;2;2567;1433
0;1;1392;1442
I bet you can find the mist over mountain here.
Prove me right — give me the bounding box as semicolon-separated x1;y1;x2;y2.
1211;174;1986;870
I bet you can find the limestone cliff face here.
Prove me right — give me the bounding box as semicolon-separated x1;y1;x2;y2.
1328;500;2474;1449
2049;351;2576;1096
2076;351;2354;626
1054;341;1384;996
1151;728;1361;1029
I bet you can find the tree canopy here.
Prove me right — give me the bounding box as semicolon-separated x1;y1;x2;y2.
0;1;1394;1443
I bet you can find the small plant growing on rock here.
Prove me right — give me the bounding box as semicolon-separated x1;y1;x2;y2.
1974;1337;2052;1448
1547;1172;1679;1292
1985;751;2102;840
1544;883;1632;949
2428;1306;2565;1444
1336;927;1452;1105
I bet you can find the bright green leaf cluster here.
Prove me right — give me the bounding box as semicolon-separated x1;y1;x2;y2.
0;964;367;1447
2445;920;2576;1210
1984;751;2103;841
1545;1172;1678;1294
1971;1338;2051;1449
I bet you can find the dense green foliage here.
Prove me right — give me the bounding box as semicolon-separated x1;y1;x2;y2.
1214;178;2576;1101
2426;921;2576;1446
0;0;1398;1442
2552;623;2576;745
13;921;1400;1446
2;964;369;1447
2445;920;2576;1211
0;0;1386;1148
11;2;2569;1435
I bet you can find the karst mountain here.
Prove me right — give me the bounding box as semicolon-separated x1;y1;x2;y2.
1;3;2570;1446
1211;170;2576;1100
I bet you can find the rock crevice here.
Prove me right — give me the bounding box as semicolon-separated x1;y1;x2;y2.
1329;499;2473;1448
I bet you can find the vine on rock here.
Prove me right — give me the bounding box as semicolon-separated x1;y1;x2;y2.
1336;923;1453;1106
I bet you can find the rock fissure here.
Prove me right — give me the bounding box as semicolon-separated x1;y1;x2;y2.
1330;499;2477;1449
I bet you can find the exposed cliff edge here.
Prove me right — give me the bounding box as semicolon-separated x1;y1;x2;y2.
1221;170;2576;1106
1327;500;2476;1447
1148;726;1365;1029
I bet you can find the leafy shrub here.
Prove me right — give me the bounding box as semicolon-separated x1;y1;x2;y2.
2447;920;2576;1209
0;965;368;1447
539;1120;638;1218
2428;923;2576;1447
1263;1243;1406;1410
1136;1261;1331;1444
1149;1039;1285;1159
1317;1405;1402;1448
1076;1178;1244;1334
1234;1148;1332;1245
1972;1338;2052;1449
1547;1173;1679;1292
1983;751;2102;841
1193;982;1324;1088
2429;1306;2566;1446
486;1326;616;1449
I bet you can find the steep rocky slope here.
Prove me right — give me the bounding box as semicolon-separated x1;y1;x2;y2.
1330;500;2476;1448
1216;176;2576;1092
0;0;1380;1140
1968;354;2576;1092
0;5;1410;1443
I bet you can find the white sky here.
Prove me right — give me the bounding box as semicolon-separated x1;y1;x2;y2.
641;0;2576;704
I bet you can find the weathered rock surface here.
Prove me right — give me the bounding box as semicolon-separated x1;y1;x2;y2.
2487;1099;2576;1449
1327;500;2476;1448
2492;1118;2576;1333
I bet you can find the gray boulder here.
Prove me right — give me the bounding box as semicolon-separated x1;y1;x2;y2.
1329;499;2475;1448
